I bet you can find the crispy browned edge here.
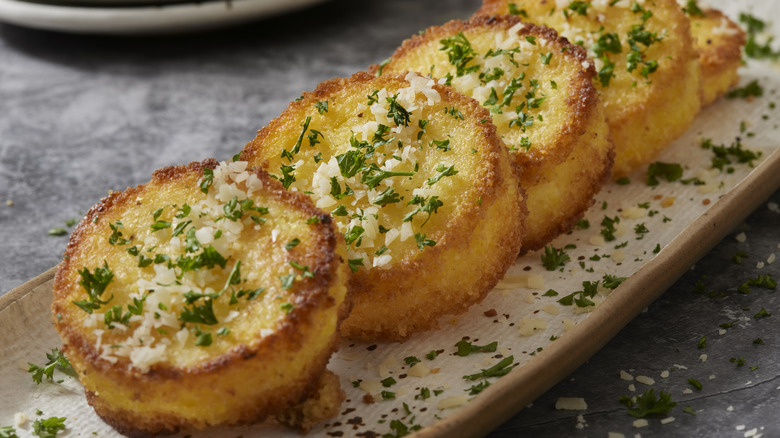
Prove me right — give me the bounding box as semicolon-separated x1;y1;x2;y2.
242;71;526;340
276;369;345;433
370;15;600;187
52;159;350;436
696;7;746;103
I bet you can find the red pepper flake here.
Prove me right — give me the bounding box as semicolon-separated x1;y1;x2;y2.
484;309;498;317
702;199;711;205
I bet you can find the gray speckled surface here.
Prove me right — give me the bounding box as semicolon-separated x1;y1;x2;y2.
1;0;779;436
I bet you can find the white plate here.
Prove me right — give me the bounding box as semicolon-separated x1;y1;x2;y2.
0;0;326;35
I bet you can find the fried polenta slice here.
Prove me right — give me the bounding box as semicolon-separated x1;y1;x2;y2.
477;0;702;178
684;4;746;105
375;16;613;252
242;71;526;340
52;159;350;436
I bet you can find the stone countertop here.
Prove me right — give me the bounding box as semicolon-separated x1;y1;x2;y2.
1;0;778;436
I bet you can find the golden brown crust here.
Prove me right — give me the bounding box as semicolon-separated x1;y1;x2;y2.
243;71;526;340
373;15;612;252
374;16;599;186
476;0;702;178
53;160;350;435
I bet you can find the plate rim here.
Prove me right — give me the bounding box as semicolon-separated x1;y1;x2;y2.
0;0;327;34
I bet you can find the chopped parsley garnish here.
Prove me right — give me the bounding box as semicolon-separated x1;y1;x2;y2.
626;389;677;418
601;274;626;289
455;339;498;356
730;356;746;367
425;350;440;360
104;304;133;328
567;1;589;16
726;79;764;99
732;251;748;264
404;356;421;367
175;203;191;219
414;233;436;251
541;245;570;271
279;273;295;290
383;418;421;438
180;297;218;325
463;355;515;380
558;274;625;307
171;220;190;238
194;328;212;347
335;150;365;179
403;196;443;226
0;426;19;438
344;225;365;246
446;107;465;120
426;164;458;186
285;238;301;251
381;377;397;387
439;32;479;77
739;14;780;61
48;228;67;236
386;93;412;127
32;416;67;438
600;215;620;241
507;3;527;17
688;378;703;391
278;163;296;189
200;168;214;194
282;116;312;161
361;166;415;190
175;245;227;274
348;258;364;273
466;381;491;395
738;274;777;294
374;187;401;205
281;302;295;314
681;0;705;17
701;137;762;171
28;348;76;384
314;100;329;114
430;139;451;152
597;56;616;87
646;162;683;186
72;261;114;314
415;387;431;400
753;307;771;319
